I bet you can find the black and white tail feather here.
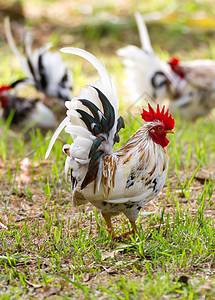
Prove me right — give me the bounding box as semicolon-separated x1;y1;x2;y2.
4;18;72;101
117;12;173;102
45;48;124;196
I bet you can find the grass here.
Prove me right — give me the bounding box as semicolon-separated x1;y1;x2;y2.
0;0;215;299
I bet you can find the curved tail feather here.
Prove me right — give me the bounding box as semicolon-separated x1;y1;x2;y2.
134;12;154;54
117;13;173;102
46;47;124;192
4;17;31;79
61;47;118;113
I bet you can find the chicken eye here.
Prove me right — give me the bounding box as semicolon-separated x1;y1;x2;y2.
157;126;163;131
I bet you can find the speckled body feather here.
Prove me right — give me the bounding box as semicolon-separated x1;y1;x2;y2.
75;126;168;222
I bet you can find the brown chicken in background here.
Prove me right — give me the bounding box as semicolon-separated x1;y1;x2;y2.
0;84;60;137
117;12;215;121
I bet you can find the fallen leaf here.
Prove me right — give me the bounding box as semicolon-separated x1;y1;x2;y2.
25;280;42;289
100;265;118;275
15;216;26;222
19;157;32;172
41;286;60;298
16;173;31;185
102;244;132;260
39;160;49;166
102;249;123;260
83;273;93;282
195;170;214;184
0;222;7;229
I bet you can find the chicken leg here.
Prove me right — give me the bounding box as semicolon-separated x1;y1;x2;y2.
121;220;137;237
101;212;116;238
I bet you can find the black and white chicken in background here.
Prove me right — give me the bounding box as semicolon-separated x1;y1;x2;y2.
4;17;72;102
117;12;215;121
0;18;73;136
46;47;175;237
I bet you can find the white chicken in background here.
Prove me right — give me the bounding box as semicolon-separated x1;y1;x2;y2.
117;12;173;105
117;12;215;121
46;48;175;237
4;17;72;102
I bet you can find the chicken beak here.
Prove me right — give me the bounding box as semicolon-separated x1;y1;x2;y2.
165;129;175;134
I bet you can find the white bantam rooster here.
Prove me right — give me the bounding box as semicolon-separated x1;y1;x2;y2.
4;18;72;102
117;12;215;121
45;48;175;237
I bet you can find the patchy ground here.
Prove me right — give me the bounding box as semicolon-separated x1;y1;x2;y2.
0;150;214;298
0;0;215;298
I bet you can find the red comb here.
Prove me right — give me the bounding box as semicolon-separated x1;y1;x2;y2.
168;57;180;67
141;103;175;129
0;85;11;93
168;57;184;78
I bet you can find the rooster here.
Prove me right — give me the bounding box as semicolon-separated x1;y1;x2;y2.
117;12;173;105
0;83;58;136
45;48;175;237
4;18;72;102
117;12;215;120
